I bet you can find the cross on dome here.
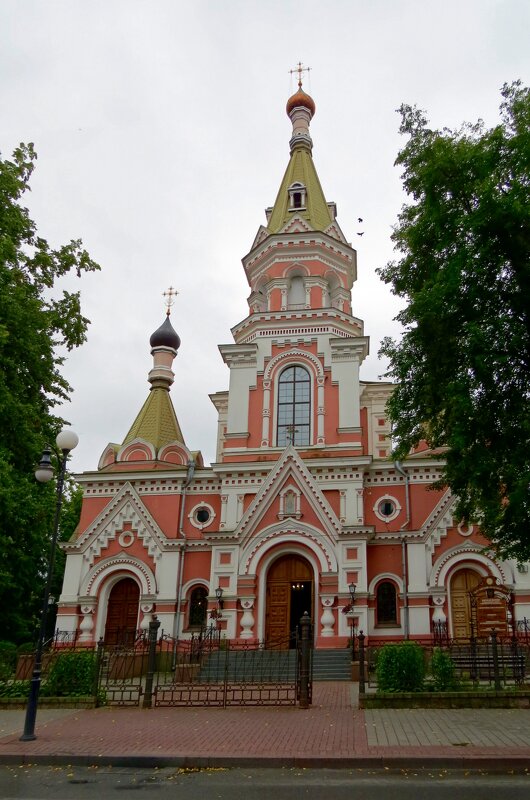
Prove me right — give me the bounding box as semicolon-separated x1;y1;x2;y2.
289;61;311;89
163;286;179;316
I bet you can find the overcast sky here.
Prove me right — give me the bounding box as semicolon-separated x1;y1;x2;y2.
2;0;529;473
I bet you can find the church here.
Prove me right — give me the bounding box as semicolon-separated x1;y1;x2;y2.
57;79;530;650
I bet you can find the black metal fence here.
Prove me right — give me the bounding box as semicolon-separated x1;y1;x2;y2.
363;630;528;690
96;614;313;708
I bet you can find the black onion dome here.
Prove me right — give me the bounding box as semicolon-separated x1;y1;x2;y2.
149;315;181;350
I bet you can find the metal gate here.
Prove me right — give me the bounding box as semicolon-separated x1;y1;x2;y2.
97;618;313;708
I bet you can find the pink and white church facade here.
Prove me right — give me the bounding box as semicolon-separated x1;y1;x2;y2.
57;84;530;649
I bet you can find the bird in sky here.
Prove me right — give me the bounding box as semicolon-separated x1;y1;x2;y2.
357;232;364;236
358;217;363;223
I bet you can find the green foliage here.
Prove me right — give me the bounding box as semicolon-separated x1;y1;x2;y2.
0;641;17;680
378;82;530;561
0;143;99;642
41;651;98;697
376;642;425;692
0;680;30;698
430;647;459;691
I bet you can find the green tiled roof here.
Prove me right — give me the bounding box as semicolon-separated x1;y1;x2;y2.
122;387;185;450
267;145;333;234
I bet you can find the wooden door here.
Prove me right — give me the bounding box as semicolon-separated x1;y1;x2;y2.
105;578;140;645
265;554;312;644
450;569;480;639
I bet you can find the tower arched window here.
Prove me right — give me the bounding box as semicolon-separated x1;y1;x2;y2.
376;581;398;626
288;182;306;210
189;586;208;628
277;366;311;447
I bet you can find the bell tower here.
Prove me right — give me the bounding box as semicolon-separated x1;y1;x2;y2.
212;75;369;463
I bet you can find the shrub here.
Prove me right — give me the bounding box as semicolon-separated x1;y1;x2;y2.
430;647;459;691
376;642;425;692
41;651;98;697
0;642;17;680
0;680;30;698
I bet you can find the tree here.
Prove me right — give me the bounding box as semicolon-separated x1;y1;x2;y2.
378;82;530;561
0;143;99;642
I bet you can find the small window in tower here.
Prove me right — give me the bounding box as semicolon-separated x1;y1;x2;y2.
288;182;306;211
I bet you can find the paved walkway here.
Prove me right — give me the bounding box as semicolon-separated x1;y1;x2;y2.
0;683;529;769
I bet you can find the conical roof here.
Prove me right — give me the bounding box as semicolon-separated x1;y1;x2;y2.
267;147;332;234
122;386;185;450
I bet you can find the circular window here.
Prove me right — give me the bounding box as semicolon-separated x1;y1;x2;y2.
379;500;395;517
196;507;210;524
373;495;401;522
189;503;216;530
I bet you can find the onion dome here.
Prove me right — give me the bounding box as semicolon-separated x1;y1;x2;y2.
286;88;316;118
149;315;181;351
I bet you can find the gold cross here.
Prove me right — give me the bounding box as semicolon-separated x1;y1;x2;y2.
163;286;178;316
289;61;311;89
286;424;299;445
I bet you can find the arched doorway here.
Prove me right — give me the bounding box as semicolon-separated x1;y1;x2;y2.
450;568;481;638
265;554;313;645
104;577;140;645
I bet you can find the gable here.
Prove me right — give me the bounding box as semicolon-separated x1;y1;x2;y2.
237;445;342;548
62;481;179;568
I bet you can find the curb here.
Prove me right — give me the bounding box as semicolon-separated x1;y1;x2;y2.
0;753;529;771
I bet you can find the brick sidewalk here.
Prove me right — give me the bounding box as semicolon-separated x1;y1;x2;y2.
1;683;529;768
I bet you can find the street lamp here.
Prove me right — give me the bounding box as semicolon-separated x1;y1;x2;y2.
20;427;78;742
348;582;356;661
215;586;224;614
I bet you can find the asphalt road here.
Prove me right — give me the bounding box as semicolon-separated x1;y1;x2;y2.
0;766;528;799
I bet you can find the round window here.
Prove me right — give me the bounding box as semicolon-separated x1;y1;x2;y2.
378;499;396;517
195;507;210;524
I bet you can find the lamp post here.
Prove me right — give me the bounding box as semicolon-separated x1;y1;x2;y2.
215;586;224;616
349;582;356;661
20;428;78;742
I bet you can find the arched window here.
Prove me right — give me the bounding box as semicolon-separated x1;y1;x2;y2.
287;275;306;309
277;366;311;447
376;581;398;625
189;586;208;628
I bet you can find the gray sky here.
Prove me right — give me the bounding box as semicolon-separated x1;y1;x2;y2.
2;0;529;473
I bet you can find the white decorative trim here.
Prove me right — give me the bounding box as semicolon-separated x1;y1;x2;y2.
457;522;474;537
237;446;342;547
63;482;176;567
430;544;508;588
373;495;401;523
242;522;336;575
263;348;324;382
189;502;216;530
81;553;156;596
368;573;403;594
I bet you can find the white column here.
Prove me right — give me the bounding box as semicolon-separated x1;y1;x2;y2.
261;380;271;446
320;595;335;637
79;598;97;642
239;598;255;639
316;375;325;443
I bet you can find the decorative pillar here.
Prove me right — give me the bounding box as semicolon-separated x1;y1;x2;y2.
356;488;364;524
320;595;335;637
280;287;288;311
339;490;346;524
239;598;255;639
140;601;155;631
220;495;228;529
261;380;271;446
79;599;97;642
316;375;325;444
